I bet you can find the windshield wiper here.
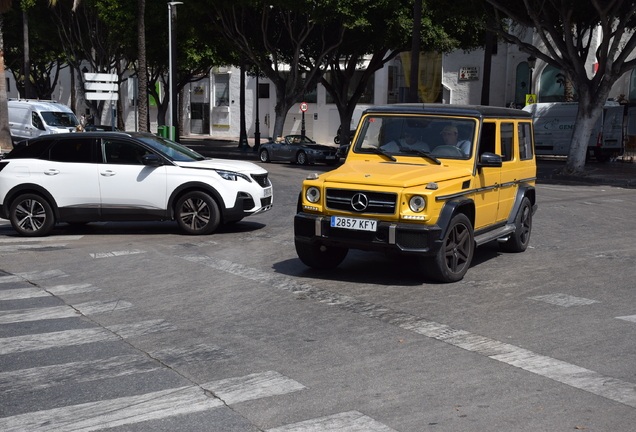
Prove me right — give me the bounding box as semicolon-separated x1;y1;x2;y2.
400;149;442;165
366;146;397;161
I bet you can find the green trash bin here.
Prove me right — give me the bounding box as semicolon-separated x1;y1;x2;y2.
157;125;168;138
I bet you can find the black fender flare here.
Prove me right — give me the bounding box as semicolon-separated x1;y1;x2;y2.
506;184;536;225
436;197;475;240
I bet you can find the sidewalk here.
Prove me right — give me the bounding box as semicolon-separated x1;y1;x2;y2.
179;135;636;189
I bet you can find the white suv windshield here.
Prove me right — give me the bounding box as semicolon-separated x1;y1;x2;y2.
353;115;477;159
138;136;205;162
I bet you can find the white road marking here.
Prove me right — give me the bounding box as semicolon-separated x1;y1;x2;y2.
0;243;68;252
179;254;636;409
0;355;160;394
616;315;636;323
0;371;305;432
0;300;134;324
0;320;175;355
529;293;600;307
0;269;68;284
89;249;146;258
0;284;98;301
0;235;83;243
266;410;397;432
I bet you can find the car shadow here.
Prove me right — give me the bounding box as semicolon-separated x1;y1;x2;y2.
272;242;504;286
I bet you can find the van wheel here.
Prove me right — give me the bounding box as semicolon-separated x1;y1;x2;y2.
175;191;220;235
9;193;55;237
295;240;348;269
425;213;474;283
500;197;532;252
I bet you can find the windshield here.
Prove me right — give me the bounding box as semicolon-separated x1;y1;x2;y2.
138;135;205;162
40;111;79;127
353;115;477;160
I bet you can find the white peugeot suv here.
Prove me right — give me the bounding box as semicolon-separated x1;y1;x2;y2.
0;132;273;236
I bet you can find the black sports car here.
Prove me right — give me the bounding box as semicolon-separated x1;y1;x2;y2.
258;135;339;165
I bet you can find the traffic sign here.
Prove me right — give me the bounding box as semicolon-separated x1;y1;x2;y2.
300;102;308;112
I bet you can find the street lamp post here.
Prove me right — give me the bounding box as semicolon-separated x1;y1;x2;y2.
168;2;183;141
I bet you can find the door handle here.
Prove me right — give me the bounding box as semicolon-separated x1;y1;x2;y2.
100;170;116;177
44;169;60;176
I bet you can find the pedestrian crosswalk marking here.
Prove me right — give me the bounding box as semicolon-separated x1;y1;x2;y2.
0;371;305;432
0;283;97;301
89;249;146;259
0;354;160;394
179;254;636;410
0;243;68;253
0;269;68;284
266;410;397;432
0;235;83;244
0;319;176;355
0;300;134;324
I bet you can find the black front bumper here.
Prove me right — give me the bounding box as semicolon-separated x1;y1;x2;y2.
294;212;443;256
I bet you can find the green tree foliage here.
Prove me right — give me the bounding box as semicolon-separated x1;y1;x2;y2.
473;0;636;174
3;0;66;99
210;0;350;139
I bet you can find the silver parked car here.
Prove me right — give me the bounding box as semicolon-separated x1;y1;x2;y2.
258;135;339;165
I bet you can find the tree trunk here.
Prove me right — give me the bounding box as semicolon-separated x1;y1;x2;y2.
564;90;603;174
137;0;148;132
22;10;32;99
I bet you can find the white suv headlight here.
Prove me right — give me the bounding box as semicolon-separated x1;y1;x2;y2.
409;195;426;212
214;169;251;182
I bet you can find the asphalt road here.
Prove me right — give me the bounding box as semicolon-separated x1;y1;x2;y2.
1;160;636;431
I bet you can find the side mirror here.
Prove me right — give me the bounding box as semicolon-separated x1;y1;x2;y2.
142;154;163;167
477;152;502;168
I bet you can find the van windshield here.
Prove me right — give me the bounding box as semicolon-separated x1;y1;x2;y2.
40;112;79;127
353;115;476;159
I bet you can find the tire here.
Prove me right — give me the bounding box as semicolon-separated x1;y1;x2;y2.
500;197;532;252
296;151;308;165
295;240;348;269
259;149;270;163
175;191;221;235
425;213;474;283
9;193;55;237
326;158;339;166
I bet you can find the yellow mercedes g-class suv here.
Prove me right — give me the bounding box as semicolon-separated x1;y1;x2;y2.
294;104;537;283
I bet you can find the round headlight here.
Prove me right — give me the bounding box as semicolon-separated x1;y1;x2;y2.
306;186;321;203
409;195;426;212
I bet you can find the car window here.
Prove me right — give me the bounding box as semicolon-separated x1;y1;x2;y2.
137;135;205;162
501;122;514;161
31;112;45;130
102;139;151;165
354;115;475;159
518;122;534;160
478;123;497;157
48;138;95;163
40;112;79;127
4;138;55;159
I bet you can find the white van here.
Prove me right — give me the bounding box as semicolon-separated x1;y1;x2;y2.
523;102;624;161
8;99;79;143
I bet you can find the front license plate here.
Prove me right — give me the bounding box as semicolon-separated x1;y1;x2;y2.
263;187;272;197
331;216;377;231
326;155;336;159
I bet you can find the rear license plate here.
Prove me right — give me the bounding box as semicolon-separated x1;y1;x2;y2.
331;216;377;231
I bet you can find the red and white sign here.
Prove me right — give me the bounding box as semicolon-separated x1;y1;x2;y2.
300;102;308;112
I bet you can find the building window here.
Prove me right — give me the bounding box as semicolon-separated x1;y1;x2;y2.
5;78;10;92
258;83;270;99
215;74;230;106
